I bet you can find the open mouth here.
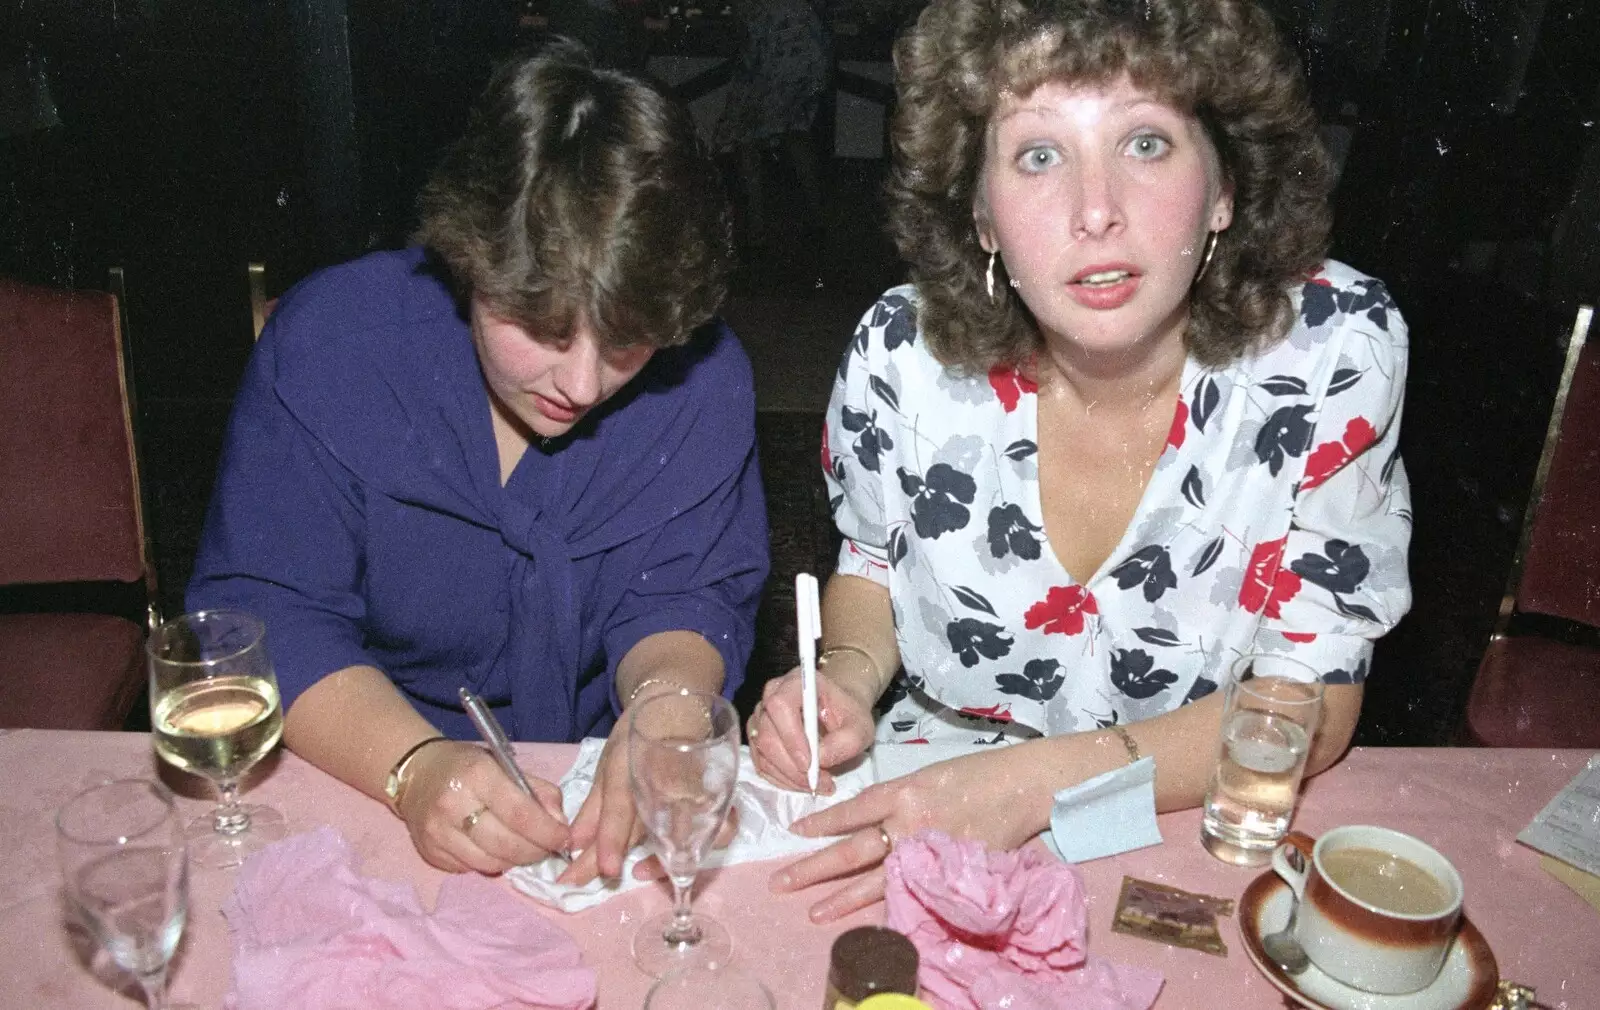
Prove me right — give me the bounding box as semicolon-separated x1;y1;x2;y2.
1075;269;1136;287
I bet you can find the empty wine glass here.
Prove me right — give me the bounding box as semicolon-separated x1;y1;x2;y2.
629;688;741;977
645;963;775;1009
147;610;286;867
56;780;190;1010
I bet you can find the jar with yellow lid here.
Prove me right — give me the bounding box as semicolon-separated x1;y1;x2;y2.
822;926;920;1009
856;996;934;1010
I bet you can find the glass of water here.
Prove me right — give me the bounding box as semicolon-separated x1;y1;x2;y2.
1200;654;1324;866
628;688;741;977
148;610;287;868
56;780;189;1010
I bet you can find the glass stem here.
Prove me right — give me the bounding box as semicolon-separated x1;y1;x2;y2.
213;779;250;836
137;965;169;1010
662;874;701;946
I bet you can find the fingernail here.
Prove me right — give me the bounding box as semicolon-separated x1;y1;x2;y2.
772;871;792;891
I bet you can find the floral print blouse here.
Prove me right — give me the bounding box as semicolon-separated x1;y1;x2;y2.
824;260;1413;744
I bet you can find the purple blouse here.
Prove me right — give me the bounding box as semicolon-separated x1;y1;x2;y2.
189;249;769;742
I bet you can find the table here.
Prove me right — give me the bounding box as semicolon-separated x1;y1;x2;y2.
1;731;1594;1008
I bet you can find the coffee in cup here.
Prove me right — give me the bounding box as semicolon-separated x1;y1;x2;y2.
1272;825;1464;994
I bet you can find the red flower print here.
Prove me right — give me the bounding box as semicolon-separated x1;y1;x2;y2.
1024;585;1099;636
1282;632;1318;643
906;738;930;744
1302;417;1378;491
988;365;1038;413
1239;536;1303;619
820;421;832;475
1167;397;1189;449
958;703;1013;722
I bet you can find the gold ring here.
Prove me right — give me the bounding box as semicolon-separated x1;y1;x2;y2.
879;825;893;853
462;805;487;834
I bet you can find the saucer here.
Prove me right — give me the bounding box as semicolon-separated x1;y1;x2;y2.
1239;871;1498;1010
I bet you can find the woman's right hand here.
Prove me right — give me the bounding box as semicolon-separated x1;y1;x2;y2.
748;664;877;794
397;740;572;874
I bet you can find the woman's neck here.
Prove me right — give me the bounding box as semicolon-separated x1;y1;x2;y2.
1033;323;1188;416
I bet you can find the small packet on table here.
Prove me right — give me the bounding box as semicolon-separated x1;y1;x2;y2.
1110;877;1235;957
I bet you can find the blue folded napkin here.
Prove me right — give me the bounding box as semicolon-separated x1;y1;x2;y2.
1042;756;1163;863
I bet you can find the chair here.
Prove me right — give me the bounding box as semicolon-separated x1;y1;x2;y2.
0;272;160;730
248;261;278;341
1463;305;1600;747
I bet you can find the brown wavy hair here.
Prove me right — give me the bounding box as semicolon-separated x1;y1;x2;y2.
888;0;1334;370
415;39;732;349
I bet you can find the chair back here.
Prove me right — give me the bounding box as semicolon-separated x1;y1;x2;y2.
0;278;148;587
248;261;278;341
1499;305;1600;629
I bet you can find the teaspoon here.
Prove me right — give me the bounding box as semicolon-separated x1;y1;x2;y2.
1262;844;1312;975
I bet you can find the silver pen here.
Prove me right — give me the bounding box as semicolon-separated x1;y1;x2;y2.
458;686;537;798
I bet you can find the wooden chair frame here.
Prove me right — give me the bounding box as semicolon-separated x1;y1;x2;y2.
1487;304;1594;643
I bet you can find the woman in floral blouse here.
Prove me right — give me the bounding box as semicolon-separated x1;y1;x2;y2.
748;0;1412;921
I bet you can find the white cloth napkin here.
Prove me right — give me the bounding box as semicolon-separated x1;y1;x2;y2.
505;738;875;912
506;740;1162;912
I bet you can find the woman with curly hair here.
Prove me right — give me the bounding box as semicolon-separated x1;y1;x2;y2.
190;41;767;883
749;0;1410;920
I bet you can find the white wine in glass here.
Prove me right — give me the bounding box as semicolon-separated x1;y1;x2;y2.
56;779;192;1010
629;689;741;978
148;610;286;867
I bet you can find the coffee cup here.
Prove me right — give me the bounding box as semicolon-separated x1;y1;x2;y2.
1271;825;1463;994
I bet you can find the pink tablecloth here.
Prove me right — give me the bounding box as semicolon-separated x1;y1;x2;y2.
0;730;1593;1009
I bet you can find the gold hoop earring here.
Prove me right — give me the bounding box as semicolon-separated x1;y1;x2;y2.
1194;230;1219;285
986;251;998;302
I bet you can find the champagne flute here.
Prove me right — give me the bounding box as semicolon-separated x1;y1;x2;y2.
629;688;741;977
147;610;286;867
56;780;191;1010
645;963;775;1009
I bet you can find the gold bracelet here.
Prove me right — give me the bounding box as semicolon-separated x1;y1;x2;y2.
818;645;886;694
1106;723;1141;764
383;735;449;813
625;676;688;707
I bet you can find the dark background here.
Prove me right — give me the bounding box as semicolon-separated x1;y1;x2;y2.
3;0;1598;744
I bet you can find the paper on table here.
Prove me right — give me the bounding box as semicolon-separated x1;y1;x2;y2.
1517;754;1600;877
1540;855;1600;915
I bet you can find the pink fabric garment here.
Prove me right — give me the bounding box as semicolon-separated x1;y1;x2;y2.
221;827;596;1010
884;830;1162;1010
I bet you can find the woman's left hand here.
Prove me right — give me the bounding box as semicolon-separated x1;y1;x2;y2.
555;720;640;886
557;705;740;886
769;744;1051;922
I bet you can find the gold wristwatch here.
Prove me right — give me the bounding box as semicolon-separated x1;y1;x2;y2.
383;735;447;812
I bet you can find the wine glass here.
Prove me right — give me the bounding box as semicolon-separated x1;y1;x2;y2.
629;688;741;977
147;610;286;867
645;963;775;1009
56;779;190;1010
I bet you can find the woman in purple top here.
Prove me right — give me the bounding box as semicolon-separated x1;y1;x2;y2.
189;41;768;883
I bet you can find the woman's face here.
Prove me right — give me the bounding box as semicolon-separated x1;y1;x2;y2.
975;75;1233;360
470;298;655;439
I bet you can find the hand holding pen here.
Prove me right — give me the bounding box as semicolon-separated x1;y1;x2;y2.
745;572;877;794
459;687;574;860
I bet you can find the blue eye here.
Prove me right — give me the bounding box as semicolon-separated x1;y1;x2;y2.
1127;134;1171;160
1018;146;1062;173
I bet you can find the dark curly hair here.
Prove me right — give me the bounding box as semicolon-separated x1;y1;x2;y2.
415;39;733;349
888;0;1334;370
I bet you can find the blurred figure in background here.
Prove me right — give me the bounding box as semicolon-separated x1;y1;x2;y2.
713;0;830;250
